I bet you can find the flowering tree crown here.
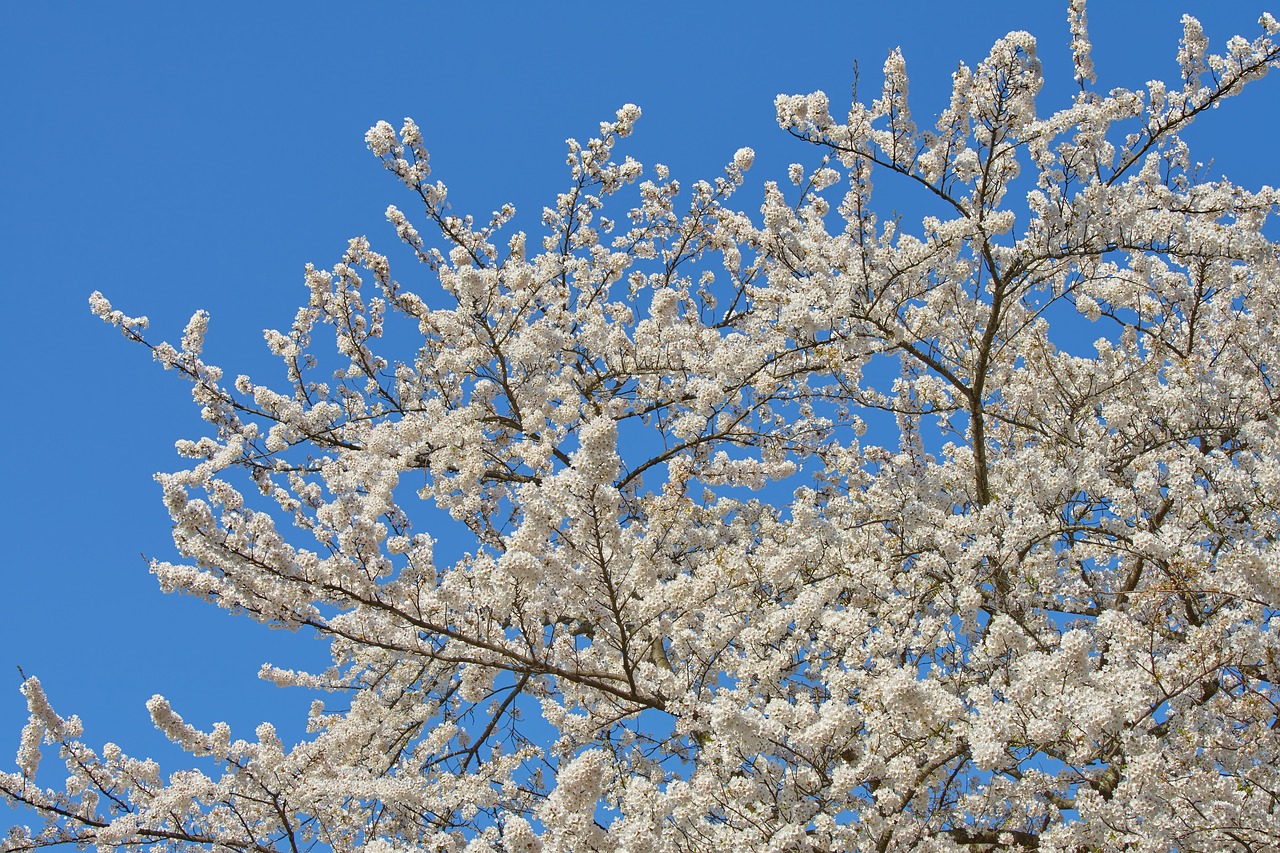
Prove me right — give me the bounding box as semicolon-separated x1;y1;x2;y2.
7;4;1280;851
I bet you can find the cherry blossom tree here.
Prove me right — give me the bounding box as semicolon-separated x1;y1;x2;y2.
7;3;1280;850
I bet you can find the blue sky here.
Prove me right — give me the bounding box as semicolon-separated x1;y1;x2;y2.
2;0;1278;814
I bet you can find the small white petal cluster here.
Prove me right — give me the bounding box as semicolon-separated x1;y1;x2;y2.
1067;0;1095;85
7;3;1280;851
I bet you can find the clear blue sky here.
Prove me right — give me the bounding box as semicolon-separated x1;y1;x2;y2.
2;0;1277;810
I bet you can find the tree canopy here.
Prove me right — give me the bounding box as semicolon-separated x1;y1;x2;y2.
7;4;1280;851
